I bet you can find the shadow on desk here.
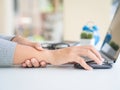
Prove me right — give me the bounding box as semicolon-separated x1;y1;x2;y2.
0;64;74;68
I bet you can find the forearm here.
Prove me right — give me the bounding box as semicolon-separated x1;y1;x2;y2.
13;44;53;65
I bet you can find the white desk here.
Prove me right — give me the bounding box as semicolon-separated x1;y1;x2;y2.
0;58;120;90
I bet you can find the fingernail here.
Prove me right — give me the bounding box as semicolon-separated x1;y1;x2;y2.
101;58;105;62
22;63;26;67
37;46;41;49
38;47;44;50
41;62;46;65
86;67;93;71
98;61;103;65
89;67;93;70
26;60;30;63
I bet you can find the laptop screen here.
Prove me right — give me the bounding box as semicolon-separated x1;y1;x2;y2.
101;3;120;61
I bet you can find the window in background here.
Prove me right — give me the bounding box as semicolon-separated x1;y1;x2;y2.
14;0;63;42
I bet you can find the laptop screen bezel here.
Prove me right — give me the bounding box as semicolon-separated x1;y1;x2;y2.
101;2;120;63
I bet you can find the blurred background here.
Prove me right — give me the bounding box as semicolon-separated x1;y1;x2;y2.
0;0;119;43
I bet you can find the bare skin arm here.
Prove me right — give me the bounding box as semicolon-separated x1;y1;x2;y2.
11;35;46;67
13;43;103;70
13;44;52;65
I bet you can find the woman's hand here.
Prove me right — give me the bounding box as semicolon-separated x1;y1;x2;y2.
22;58;46;68
12;35;47;68
12;35;43;50
48;45;103;70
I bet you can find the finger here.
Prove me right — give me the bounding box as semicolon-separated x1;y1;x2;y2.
31;58;40;68
40;61;47;68
75;57;93;70
84;50;102;65
77;46;102;65
21;63;27;68
26;60;33;68
85;46;103;61
33;43;44;51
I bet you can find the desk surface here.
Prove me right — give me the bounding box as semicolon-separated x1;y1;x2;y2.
0;58;120;90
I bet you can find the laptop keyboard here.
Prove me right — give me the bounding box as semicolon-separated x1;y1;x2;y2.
82;51;113;64
99;51;114;64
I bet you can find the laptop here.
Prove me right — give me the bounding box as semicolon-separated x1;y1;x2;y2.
74;3;120;69
41;3;120;69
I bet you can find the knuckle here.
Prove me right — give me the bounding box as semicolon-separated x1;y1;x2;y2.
88;45;94;49
85;49;90;54
79;59;85;64
26;60;30;64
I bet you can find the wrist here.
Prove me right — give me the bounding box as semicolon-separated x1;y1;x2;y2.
46;49;63;65
11;35;21;42
38;49;55;64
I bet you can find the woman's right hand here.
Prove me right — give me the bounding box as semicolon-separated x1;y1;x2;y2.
49;45;104;70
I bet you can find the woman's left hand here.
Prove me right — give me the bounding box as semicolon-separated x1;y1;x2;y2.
12;35;47;68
